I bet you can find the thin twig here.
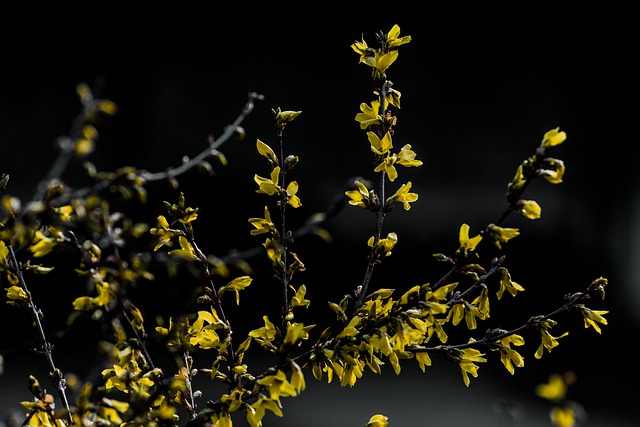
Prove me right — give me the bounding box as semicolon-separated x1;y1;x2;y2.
7;243;73;425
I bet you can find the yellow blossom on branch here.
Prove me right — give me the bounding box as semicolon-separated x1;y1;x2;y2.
256;139;278;165
263;237;284;265
535;326;569;359
497;268;525;299
54;205;74;221
285;181;302;208
257;369;298;400
487;224;520;249
5;285;28;304
248;206;276;236
189;309;225;350
471;286;490;319
150;215;181;251
536;373;568;401
365;414;389;427
290;284;310;309
458;223;482;252
72;281;116;311
386;181;418;211
247;397;283;427
368;131;393;156
346;180;373;209
255;167;281;196
374;154;399;182
249;316;278;350
539;158;565;184
29;228;62;258
167;236;198;260
579;306;608;334
385;24;412;50
550;406;576;427
218;275;253;305
395;144;422;168
355;100;384;129
497;334;525;374
456;347;487;387
367;232;398;257
541;127;567;148
274;109;302;126
516;199;542;219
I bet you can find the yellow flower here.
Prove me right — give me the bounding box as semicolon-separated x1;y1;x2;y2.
290;360;306;394
257;369;298;400
5;285;28;302
255;167;281;195
457;347;487;387
508;164;526;193
535;328;569;359
29;229;59;258
365;414;389;427
471;286;490;319
246;397;283;427
500;346;525;375
75;125;97;157
497;268;525;299
496;334;525;375
220;387;245;411
458;223;482;252
167;236;198;260
286;181;302;208
54;205;74;221
211;413;233;427
487;224;520;249
290;284;310;309
218;275;253;305
73;282;116;311
263;237;284;265
345;180;371;209
464;303;484;330
415;351;432;372
579;306;608;334
516;199;541;219
395;144;422;168
539;158;565;184
189;309;224;350
256;139;278;164
387;181;418;210
0;240;7;268
274;109;302;125
249;316;278;349
550;406;576;427
536;373;568;401
150;215;180;251
385;24;412;50
368;131;393;155
355;100;384;129
374;154;399;182
541;127;567;148
283;322;314;346
249;206;275;236
351;36;375;67
367;232;398;257
374;50;398;74
383;86;402;109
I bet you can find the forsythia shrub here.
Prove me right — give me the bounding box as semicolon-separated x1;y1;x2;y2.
0;24;608;427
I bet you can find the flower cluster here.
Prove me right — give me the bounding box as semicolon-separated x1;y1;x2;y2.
0;24;609;427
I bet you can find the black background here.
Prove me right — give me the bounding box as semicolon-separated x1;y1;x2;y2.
0;10;638;426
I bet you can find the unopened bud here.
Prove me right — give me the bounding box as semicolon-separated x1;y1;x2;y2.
284;155;299;171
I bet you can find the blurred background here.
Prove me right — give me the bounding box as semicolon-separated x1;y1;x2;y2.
0;10;638;427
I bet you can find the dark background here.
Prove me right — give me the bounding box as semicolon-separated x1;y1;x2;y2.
0;11;638;426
